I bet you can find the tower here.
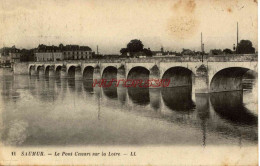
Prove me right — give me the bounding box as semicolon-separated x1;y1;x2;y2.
236;22;239;53
201;32;204;62
161;46;164;53
201;32;204;53
237;22;239;49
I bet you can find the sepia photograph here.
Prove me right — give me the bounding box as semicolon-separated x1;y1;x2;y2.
0;0;258;165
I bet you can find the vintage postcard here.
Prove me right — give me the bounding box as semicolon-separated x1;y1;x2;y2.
0;0;258;165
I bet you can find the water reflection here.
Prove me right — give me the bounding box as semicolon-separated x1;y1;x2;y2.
102;83;117;100
30;77;58;103
83;80;94;94
68;78;76;92
161;86;195;113
117;86;127;105
210;91;257;126
196;94;210;146
149;88;161;111
55;78;62;96
196;94;210;121
128;87;150;106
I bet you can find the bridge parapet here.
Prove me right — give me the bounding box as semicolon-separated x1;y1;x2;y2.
28;54;257;64
207;54;257;62
124;56;202;63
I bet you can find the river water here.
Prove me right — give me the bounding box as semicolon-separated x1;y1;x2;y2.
0;69;257;146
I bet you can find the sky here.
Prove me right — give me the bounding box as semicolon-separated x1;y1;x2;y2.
0;0;258;54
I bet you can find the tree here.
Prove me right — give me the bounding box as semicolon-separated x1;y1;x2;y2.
127;39;144;53
120;48;128;55
181;49;195;55
237;40;255;54
143;48;152;56
120;39;152;57
223;48;233;54
210;49;223;55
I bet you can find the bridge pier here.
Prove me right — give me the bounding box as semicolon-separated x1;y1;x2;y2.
149;88;161;111
61;66;67;78
195;65;209;94
191;74;196;101
49;66;56;77
117;66;126;86
75;67;83;80
148;75;161;88
149;65;160;88
93;67;101;81
38;66;45;77
30;66;37;76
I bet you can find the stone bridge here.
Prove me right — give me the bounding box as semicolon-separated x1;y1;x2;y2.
25;54;258;93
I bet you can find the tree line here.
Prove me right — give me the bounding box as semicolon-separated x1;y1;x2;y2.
120;39;256;57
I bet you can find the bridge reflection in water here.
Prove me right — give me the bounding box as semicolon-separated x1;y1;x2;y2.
0;71;257;146
161;86;195;113
210;91;257;126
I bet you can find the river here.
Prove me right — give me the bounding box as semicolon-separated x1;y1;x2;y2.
0;68;257;146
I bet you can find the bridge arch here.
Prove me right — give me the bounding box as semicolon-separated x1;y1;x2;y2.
36;65;44;73
67;66;76;78
56;66;62;76
55;65;62;71
29;65;35;75
209;67;257;92
36;65;41;72
45;65;50;76
83;66;94;80
161;66;193;87
127;66;150;82
102;66;118;80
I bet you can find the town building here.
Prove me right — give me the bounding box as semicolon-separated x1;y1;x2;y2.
35;44;93;62
62;45;93;60
152;47;164;56
0;46;21;66
152;47;177;57
36;45;63;62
